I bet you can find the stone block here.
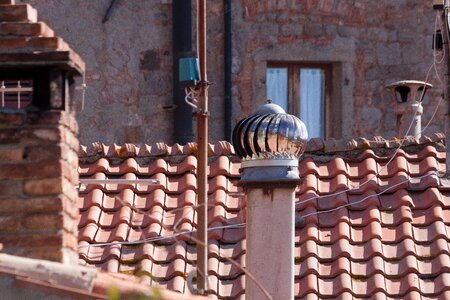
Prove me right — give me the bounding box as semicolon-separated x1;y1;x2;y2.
376;42;401;65
24;144;61;161
0;160;62;180
306;138;325;152
23;177;63;196
304;23;324;36
0;215;23;233
61;159;79;185
62;178;79;203
0;37;27;50
25;248;65;262
0;4;37;23
23;212;63;231
0;232;67;251
28;37;65;50
25;247;78;264
26;111;77;129
0;112;24;128
31;127;64;143
0;146;23;161
0;22;54;37
0;36;70;54
0;180;21;199
62;214;79;235
359;107;382;131
0;126;64;145
0;196;64;214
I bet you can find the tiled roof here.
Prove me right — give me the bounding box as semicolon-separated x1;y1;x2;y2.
78;134;450;299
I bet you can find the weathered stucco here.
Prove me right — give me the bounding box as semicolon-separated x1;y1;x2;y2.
19;0;447;145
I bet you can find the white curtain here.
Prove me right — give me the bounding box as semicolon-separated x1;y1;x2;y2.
300;68;324;138
266;68;288;111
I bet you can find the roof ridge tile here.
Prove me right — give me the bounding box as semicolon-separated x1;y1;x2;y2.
304;133;445;154
79;141;236;159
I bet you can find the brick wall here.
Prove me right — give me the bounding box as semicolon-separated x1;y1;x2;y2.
0;110;80;264
19;0;447;144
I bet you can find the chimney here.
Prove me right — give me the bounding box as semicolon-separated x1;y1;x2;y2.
386;80;432;138
0;1;84;264
232;102;308;299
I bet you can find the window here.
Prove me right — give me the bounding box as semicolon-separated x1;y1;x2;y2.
0;80;33;109
266;63;331;138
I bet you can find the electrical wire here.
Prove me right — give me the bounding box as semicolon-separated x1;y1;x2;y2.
79;169;444;246
78;195;273;299
300;171;442;219
78;223;246;248
296;16;447;208
184;87;200;110
79;162;443;248
77;10;445;300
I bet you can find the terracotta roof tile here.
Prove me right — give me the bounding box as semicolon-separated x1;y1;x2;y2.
77;137;450;298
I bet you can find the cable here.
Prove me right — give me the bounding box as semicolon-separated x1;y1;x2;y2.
434;11;446;66
421;95;445;134
78;223;246;248
100;194;269;298
184;87;200;110
80;165;443;248
296;21;446;207
300;170;441;219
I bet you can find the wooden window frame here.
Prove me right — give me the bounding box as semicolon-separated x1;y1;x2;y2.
267;62;332;138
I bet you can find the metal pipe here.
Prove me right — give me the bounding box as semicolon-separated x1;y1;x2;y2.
196;0;209;294
1;81;5;107
173;0;194;144
443;6;450;114
224;0;232;141
78;179;160;184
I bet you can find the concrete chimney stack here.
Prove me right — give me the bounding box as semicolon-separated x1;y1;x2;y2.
386;80;432;138
232;102;308;299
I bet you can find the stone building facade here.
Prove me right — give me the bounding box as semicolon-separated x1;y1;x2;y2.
18;0;447;145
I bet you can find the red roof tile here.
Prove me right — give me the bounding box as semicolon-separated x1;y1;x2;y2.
78;135;450;299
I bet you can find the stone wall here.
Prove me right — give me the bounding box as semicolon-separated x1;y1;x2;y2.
20;0;447;144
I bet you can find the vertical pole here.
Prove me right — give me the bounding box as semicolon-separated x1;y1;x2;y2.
224;0;232;141
443;2;450;110
1;81;5;107
442;2;450;168
17;80;21;109
196;0;209;294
